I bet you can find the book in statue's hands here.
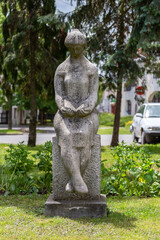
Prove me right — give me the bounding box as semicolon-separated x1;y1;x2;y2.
64;99;84;111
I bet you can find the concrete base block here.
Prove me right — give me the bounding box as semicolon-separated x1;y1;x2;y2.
45;194;107;218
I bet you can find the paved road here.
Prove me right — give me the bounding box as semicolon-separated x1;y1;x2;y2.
0;133;133;146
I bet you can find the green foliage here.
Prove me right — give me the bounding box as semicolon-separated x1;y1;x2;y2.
0;0;68;139
70;0;143;146
1;141;53;195
2;142;37;195
0;7;5;44
32;141;52;193
128;0;160;76
101;142;160;197
0;88;7;107
1;142;160;198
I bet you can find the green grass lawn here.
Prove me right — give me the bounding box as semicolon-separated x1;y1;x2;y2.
0;195;159;240
98;126;131;135
98;113;133;127
0;129;23;134
0;129;53;134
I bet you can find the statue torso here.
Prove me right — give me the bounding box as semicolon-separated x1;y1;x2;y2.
60;56;93;106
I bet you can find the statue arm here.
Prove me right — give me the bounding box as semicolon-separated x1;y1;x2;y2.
54;68;75;117
87;68;99;110
77;68;99;117
54;69;65;111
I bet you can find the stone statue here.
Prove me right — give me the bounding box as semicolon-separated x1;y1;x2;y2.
45;29;106;218
54;29;99;195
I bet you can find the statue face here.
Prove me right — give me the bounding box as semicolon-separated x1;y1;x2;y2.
68;45;84;58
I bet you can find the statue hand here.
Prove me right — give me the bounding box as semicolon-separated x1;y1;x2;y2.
61;107;74;116
77;107;91;116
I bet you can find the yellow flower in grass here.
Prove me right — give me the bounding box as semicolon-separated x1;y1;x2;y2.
139;177;146;183
125;120;133;126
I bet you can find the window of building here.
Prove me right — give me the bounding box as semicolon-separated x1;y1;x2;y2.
126;100;131;115
14;108;17;119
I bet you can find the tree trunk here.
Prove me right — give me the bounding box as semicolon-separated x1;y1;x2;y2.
8;94;12;130
110;1;125;147
28;12;37;147
111;81;122;146
28;76;37;146
40;108;44;125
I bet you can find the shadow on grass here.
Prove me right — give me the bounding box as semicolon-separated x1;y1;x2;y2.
0;194;46;216
143;144;160;154
106;211;137;228
72;210;137;229
0;195;137;229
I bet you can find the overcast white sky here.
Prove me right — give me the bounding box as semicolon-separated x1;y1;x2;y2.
55;0;76;13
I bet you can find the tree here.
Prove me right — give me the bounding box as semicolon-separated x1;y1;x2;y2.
70;0;141;146
128;0;160;77
0;0;67;145
0;6;14;129
0;11;18;129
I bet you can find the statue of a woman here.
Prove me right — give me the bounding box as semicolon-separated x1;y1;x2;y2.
54;29;99;195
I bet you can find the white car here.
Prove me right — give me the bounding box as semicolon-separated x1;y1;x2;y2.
131;103;160;144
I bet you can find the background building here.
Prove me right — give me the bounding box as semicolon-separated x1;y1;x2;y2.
99;72;160;116
0;105;29;126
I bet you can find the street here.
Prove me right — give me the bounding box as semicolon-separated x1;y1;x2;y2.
0;131;133;146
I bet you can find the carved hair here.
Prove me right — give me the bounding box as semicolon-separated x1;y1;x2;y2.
64;29;86;48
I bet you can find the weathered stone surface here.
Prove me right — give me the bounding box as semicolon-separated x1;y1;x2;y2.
52;135;101;200
45;194;107;218
53;29;99;195
45;29;106;217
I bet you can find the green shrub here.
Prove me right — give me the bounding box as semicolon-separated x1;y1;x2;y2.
2;142;38;195
101;142;160;197
1;141;53;195
32;141;52;193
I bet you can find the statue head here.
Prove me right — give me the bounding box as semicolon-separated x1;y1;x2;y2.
64;29;86;58
65;29;86;47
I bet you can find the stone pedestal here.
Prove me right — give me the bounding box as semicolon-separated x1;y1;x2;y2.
45;134;107;218
45;194;106;218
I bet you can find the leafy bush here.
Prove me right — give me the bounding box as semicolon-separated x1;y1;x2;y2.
101;142;160;197
32;141;52;193
2;142;37;195
1;141;53;195
99;113;133;127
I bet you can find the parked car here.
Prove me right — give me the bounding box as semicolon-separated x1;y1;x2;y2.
130;103;160;144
